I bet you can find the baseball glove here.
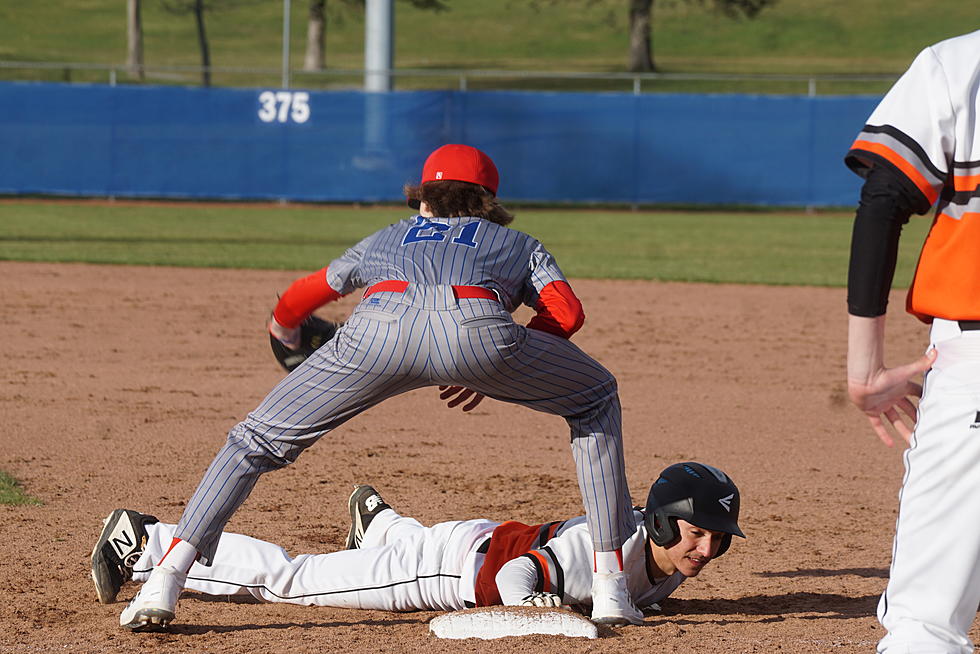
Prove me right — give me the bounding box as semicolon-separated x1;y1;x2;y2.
270;315;342;372
519;592;564;608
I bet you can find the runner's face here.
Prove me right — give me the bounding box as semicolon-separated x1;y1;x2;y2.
661;519;724;577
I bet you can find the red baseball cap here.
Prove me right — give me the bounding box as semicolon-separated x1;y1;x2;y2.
421;144;499;196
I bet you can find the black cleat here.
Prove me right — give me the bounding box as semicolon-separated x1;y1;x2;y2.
345;485;391;550
91;509;159;604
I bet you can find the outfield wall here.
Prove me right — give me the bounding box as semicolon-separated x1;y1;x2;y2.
0;82;880;207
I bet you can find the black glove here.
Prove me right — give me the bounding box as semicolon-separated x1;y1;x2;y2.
270;315;341;372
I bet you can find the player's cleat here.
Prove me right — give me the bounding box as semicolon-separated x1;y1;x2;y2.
91;509;159;604
345;485;392;550
119;566;185;632
590;571;645;626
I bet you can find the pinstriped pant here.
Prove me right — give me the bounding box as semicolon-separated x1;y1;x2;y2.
175;285;634;563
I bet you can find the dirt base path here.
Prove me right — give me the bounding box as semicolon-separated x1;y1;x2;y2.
0;261;954;653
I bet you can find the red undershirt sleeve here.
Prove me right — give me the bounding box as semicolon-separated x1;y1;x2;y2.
271;267;343;328
526;280;585;339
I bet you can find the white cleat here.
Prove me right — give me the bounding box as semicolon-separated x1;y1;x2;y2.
119;566;186;632
590;571;645;626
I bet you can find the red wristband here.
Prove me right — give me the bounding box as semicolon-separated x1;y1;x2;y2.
272;267;342;328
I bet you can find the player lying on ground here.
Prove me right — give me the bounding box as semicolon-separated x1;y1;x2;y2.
92;462;743;621
116;143;642;630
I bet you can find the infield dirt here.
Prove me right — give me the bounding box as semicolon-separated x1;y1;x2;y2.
0;261;960;653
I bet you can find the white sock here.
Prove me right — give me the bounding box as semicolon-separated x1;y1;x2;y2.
593;549;624;574
157;537;199;574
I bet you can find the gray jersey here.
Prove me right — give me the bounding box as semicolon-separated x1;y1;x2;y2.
175;214;634;565
327;215;565;312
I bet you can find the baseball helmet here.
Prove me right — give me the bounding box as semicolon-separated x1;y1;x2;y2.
420;144;499;195
644;462;745;558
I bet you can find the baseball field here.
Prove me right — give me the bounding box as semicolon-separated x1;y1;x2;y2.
0;199;958;652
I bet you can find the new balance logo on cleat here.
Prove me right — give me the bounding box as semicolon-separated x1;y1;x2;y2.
107;521;146;567
91;509;159;604
345;485;392;550
365;494;385;512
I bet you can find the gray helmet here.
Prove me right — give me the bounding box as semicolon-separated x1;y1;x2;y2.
644;462;745;557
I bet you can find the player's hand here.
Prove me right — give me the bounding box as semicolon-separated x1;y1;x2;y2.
438;386;485;412
519;592;563;608
847;349;937;447
268;317;301;350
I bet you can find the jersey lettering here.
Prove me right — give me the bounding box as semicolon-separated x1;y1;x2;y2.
451;221;480;248
401;217;480;248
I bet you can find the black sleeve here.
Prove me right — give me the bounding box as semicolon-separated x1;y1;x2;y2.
846;165;918;317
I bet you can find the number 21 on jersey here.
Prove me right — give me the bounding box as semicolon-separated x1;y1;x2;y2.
401;217;479;248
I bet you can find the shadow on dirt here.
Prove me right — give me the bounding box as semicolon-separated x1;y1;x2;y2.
755;567;888;579
658;592;879;622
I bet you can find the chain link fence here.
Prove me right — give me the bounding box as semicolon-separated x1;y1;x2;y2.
0;60;898;96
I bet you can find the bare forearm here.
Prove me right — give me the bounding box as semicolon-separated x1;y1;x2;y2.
847;314;887;389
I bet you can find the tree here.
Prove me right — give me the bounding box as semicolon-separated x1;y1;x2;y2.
532;0;776;73
628;0;653;72
303;0;326;72
160;0;263;86
126;0;145;81
627;0;776;72
301;0;448;74
161;0;214;86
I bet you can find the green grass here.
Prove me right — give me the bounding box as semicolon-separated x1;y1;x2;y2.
0;471;42;506
0;0;977;90
0;200;931;287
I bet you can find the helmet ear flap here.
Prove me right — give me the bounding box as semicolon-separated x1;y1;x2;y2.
644;497;694;547
645;509;677;547
714;533;733;558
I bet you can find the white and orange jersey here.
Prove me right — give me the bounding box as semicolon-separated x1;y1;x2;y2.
491;511;685;610
846;29;980;321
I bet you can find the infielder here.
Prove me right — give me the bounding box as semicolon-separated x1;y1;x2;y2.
93;463;744;618
116;144;639;630
844;29;980;654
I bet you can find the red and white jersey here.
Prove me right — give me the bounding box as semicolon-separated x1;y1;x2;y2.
491;510;685;609
846;29;980;321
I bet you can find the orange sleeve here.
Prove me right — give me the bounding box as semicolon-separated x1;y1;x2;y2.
526;280;585;339
272;267;343;328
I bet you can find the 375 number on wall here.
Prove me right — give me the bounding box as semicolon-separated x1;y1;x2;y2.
258;91;311;124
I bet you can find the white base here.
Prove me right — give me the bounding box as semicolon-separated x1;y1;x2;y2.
429;607;598;640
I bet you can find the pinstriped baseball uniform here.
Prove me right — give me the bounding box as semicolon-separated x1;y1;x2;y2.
174;214;635;564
